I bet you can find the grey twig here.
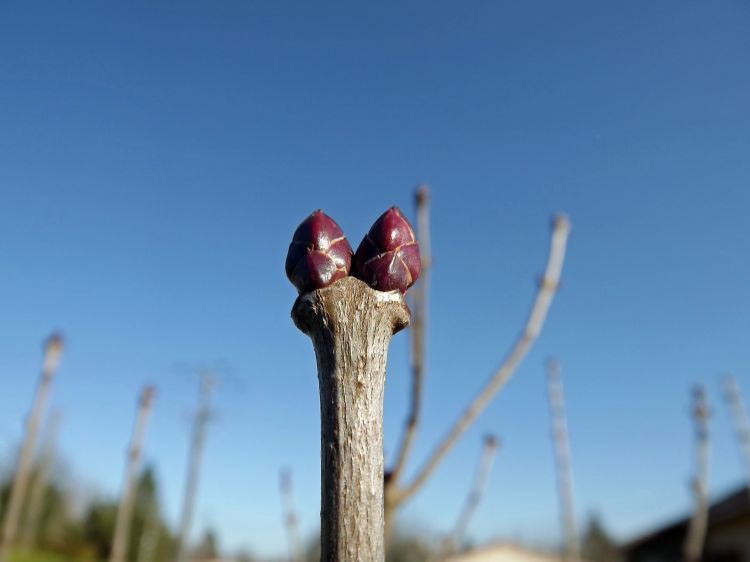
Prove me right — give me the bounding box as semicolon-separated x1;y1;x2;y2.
722;375;750;500
395;215;570;504
0;333;64;562
684;386;710;562
110;386;156;562
546;358;580;562
447;435;499;553
175;372;215;562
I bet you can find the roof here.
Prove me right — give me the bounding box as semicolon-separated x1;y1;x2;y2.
623;485;750;552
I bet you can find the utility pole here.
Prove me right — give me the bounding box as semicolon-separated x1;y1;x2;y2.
110;386;156;562
546;358;580;562
684;385;710;562
174;372;214;562
0;333;63;562
722;376;750;500
20;409;63;550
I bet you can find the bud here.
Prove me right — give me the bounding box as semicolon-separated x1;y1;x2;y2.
286;210;353;294
353;207;420;294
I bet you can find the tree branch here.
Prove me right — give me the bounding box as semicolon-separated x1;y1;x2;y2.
396;215;570;504
546;358;580;562
447;435;499;553
684;385;710;562
722;375;750;501
389;184;432;486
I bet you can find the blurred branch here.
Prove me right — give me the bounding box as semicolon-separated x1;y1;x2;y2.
447;435;499;553
722;375;750;500
395;215;570;504
110;385;156;562
20;408;63;549
684;385;710;562
546;358;580;562
389;185;432;485
175;371;215;562
0;333;64;562
279;469;303;562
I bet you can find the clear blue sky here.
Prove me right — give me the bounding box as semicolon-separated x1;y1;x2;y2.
2;1;749;558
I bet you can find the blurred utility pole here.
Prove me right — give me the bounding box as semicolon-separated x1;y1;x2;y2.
546;358;580;562
684;385;710;562
279;469;302;562
174;372;214;562
20;409;63;549
110;386;156;562
0;333;63;562
722;376;750;500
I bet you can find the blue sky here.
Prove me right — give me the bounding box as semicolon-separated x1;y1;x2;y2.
1;1;750;558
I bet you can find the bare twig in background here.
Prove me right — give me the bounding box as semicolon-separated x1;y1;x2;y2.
546;358;580;562
684;386;710;562
110;386;156;562
394;214;570;505
722;375;750;500
292;276;410;562
20;409;63;550
389;185;432;485
385;185;432;539
0;333;64;562
446;435;499;553
175;372;215;562
279;469;303;562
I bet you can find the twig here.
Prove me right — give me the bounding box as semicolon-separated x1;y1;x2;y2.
0;333;63;562
396;215;570;503
722;375;750;500
546;358;580;562
292;276;410;562
175;372;215;562
385;185;432;540
20;409;62;549
684;386;710;562
110;386;156;562
279;469;303;562
447;435;499;553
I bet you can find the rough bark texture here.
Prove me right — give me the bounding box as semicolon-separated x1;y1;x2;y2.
292;276;409;562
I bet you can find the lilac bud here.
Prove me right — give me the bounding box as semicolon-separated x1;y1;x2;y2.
353;207;421;294
286;210;353;294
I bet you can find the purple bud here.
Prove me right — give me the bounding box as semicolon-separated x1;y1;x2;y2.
286;210;353;294
353;207;421;294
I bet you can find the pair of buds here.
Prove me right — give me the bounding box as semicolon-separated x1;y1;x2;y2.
286;207;421;295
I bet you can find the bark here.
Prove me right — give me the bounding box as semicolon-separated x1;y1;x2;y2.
292;276;409;562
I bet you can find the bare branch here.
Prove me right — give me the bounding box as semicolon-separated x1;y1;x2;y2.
447;435;499;553
684;385;710;562
0;333;64;562
389;184;432;485
110;386;156;562
546;358;580;562
175;373;215;562
397;215;570;503
20;409;63;549
722;375;750;501
280;469;303;562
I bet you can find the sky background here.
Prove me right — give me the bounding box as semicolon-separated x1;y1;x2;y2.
2;1;750;558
